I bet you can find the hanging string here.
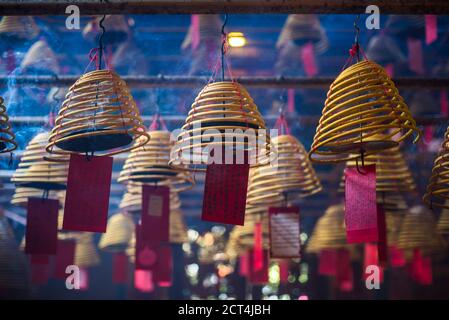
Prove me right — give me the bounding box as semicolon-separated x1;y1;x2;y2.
221;13;228;82
98;14;106;70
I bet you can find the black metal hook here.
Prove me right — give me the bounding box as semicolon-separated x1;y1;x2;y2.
98;14;106;70
85;150;94;162
221;13;229;81
353;14;361;62
355;148;366;175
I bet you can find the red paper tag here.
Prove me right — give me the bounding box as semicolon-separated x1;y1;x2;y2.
301;42;318;77
318;249;338;276
112;253;129;284
344;165;378;243
191;15;200;50
134;270;154;292
79;268;89;291
53;240;76;279
135;224;157;270
377;205;388;266
279;260;289;283
389;245;406;268
239;252;249;277
253;222;263;271
248;249;268;285
141;185;170;243
441;90;448;117
269;207;300;258
384;63;394;78
202;161;249;226
336;249;353;292
409;248;432;285
425;15;438;45
30;254;50;265
25;198;59;255
407;37;424;75
153;246;172;286
31;263;50;285
63;154;113;232
363;243;384;283
287;89;295;113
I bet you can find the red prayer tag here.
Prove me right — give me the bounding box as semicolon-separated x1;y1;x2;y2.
63;154;113;232
135;224;157;270
253;222;263;271
248;249;268;285
134;270;154;292
53;240;76;279
287;89;295;113
425;15;438;45
344;165;378;243
389;245;406;268
336;249;353;292
269;207;300;258
112;253;129;284
25;198;59;255
239;252;249;277
377;205;388;266
301;42;318;77
364;243;384;283
191;15;200;50
201;161;249;226
318;249;338;276
79;268;89;291
409;248;432;285
279;260;289;283
141;185;170;243
153;245;172;285
30;254;50;265
407;37;424;75
31;263;50;285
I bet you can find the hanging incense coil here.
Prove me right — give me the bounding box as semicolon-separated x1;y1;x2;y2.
181;14;222;50
386;211;405;246
424;127;449;209
170;208;188;244
74;233;101;268
247;135;321;205
437;206;449;236
0;210;30;298
11;187;64;208
225;227;242;260
169;81;273;171
83;15;130;45
46;69;149;158
276;14;328;54
306;204;347;254
365;34;407;66
379;194;408;212
11;132;68;190
20;40;60;75
0;16;40;41
338;146;416;193
98;212;135;253
118;130;194;191
309;60;420;163
0;97;17;153
397;206;446;257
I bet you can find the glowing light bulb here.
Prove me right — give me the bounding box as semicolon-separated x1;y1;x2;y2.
227;32;247;48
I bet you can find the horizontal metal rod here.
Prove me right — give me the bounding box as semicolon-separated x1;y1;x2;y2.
1;1;448;15
2;75;449;89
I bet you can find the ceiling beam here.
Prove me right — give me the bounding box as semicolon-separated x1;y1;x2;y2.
1;1;448;15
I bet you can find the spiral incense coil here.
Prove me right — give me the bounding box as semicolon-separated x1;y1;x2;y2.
225;227;242;260
0;16;40;41
169;81;273;171
386;211;404;246
21;40;60;75
379;194;408;212
276;14;328;54
73;233;101;268
98;212;135;253
423;128;449;209
247;135;321;205
397;206;446;256
0;97;17;153
11;132;68;190
309;60;420;163
170;208;188;244
339;146;416;193
82;15;130;45
11;187;63;208
46;69;149;159
306;204;347;254
118;130;194;191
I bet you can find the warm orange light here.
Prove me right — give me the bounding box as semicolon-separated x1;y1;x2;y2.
227;32;247;47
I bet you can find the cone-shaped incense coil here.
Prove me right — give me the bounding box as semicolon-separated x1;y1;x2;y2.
0;211;30;298
397;206;445;256
339;146;416;193
118;130;194;191
276;14;328;54
20;40;60;75
98;212;135;253
0;16;39;41
247;135;321;205
11;187;63;208
225;227;243;260
74;233;101;268
169;81;273;171
46;69;149;158
424;127;449;209
11;132;68;190
170;208;188;244
438;205;449;236
306;204;347;254
236;213;269;250
82;15;130;45
365;34;407;65
309;60;420;163
386;211;404;246
181;14;222;50
0;97;17;153
379;194;408;212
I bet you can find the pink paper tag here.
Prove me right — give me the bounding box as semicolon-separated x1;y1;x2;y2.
269;207;301;258
301;42;318;77
441;90;448;117
141;185;170;243
202;162;249;225
112;253;129;284
279;260;289;283
248;249;268;285
25;198;59;255
318;249;338;276
153;246;172;286
425;15;438;45
377;205;388;266
409;248;432;285
63;154;113;232
344;165;378;243
135;224;157;270
384;63;394;78
191;15;200;50
53;240;76;279
287;89;295;113
239;252;249;277
407;37;425;75
134;270;154;292
389;245;406;268
79;268;89;291
363;243;384;283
